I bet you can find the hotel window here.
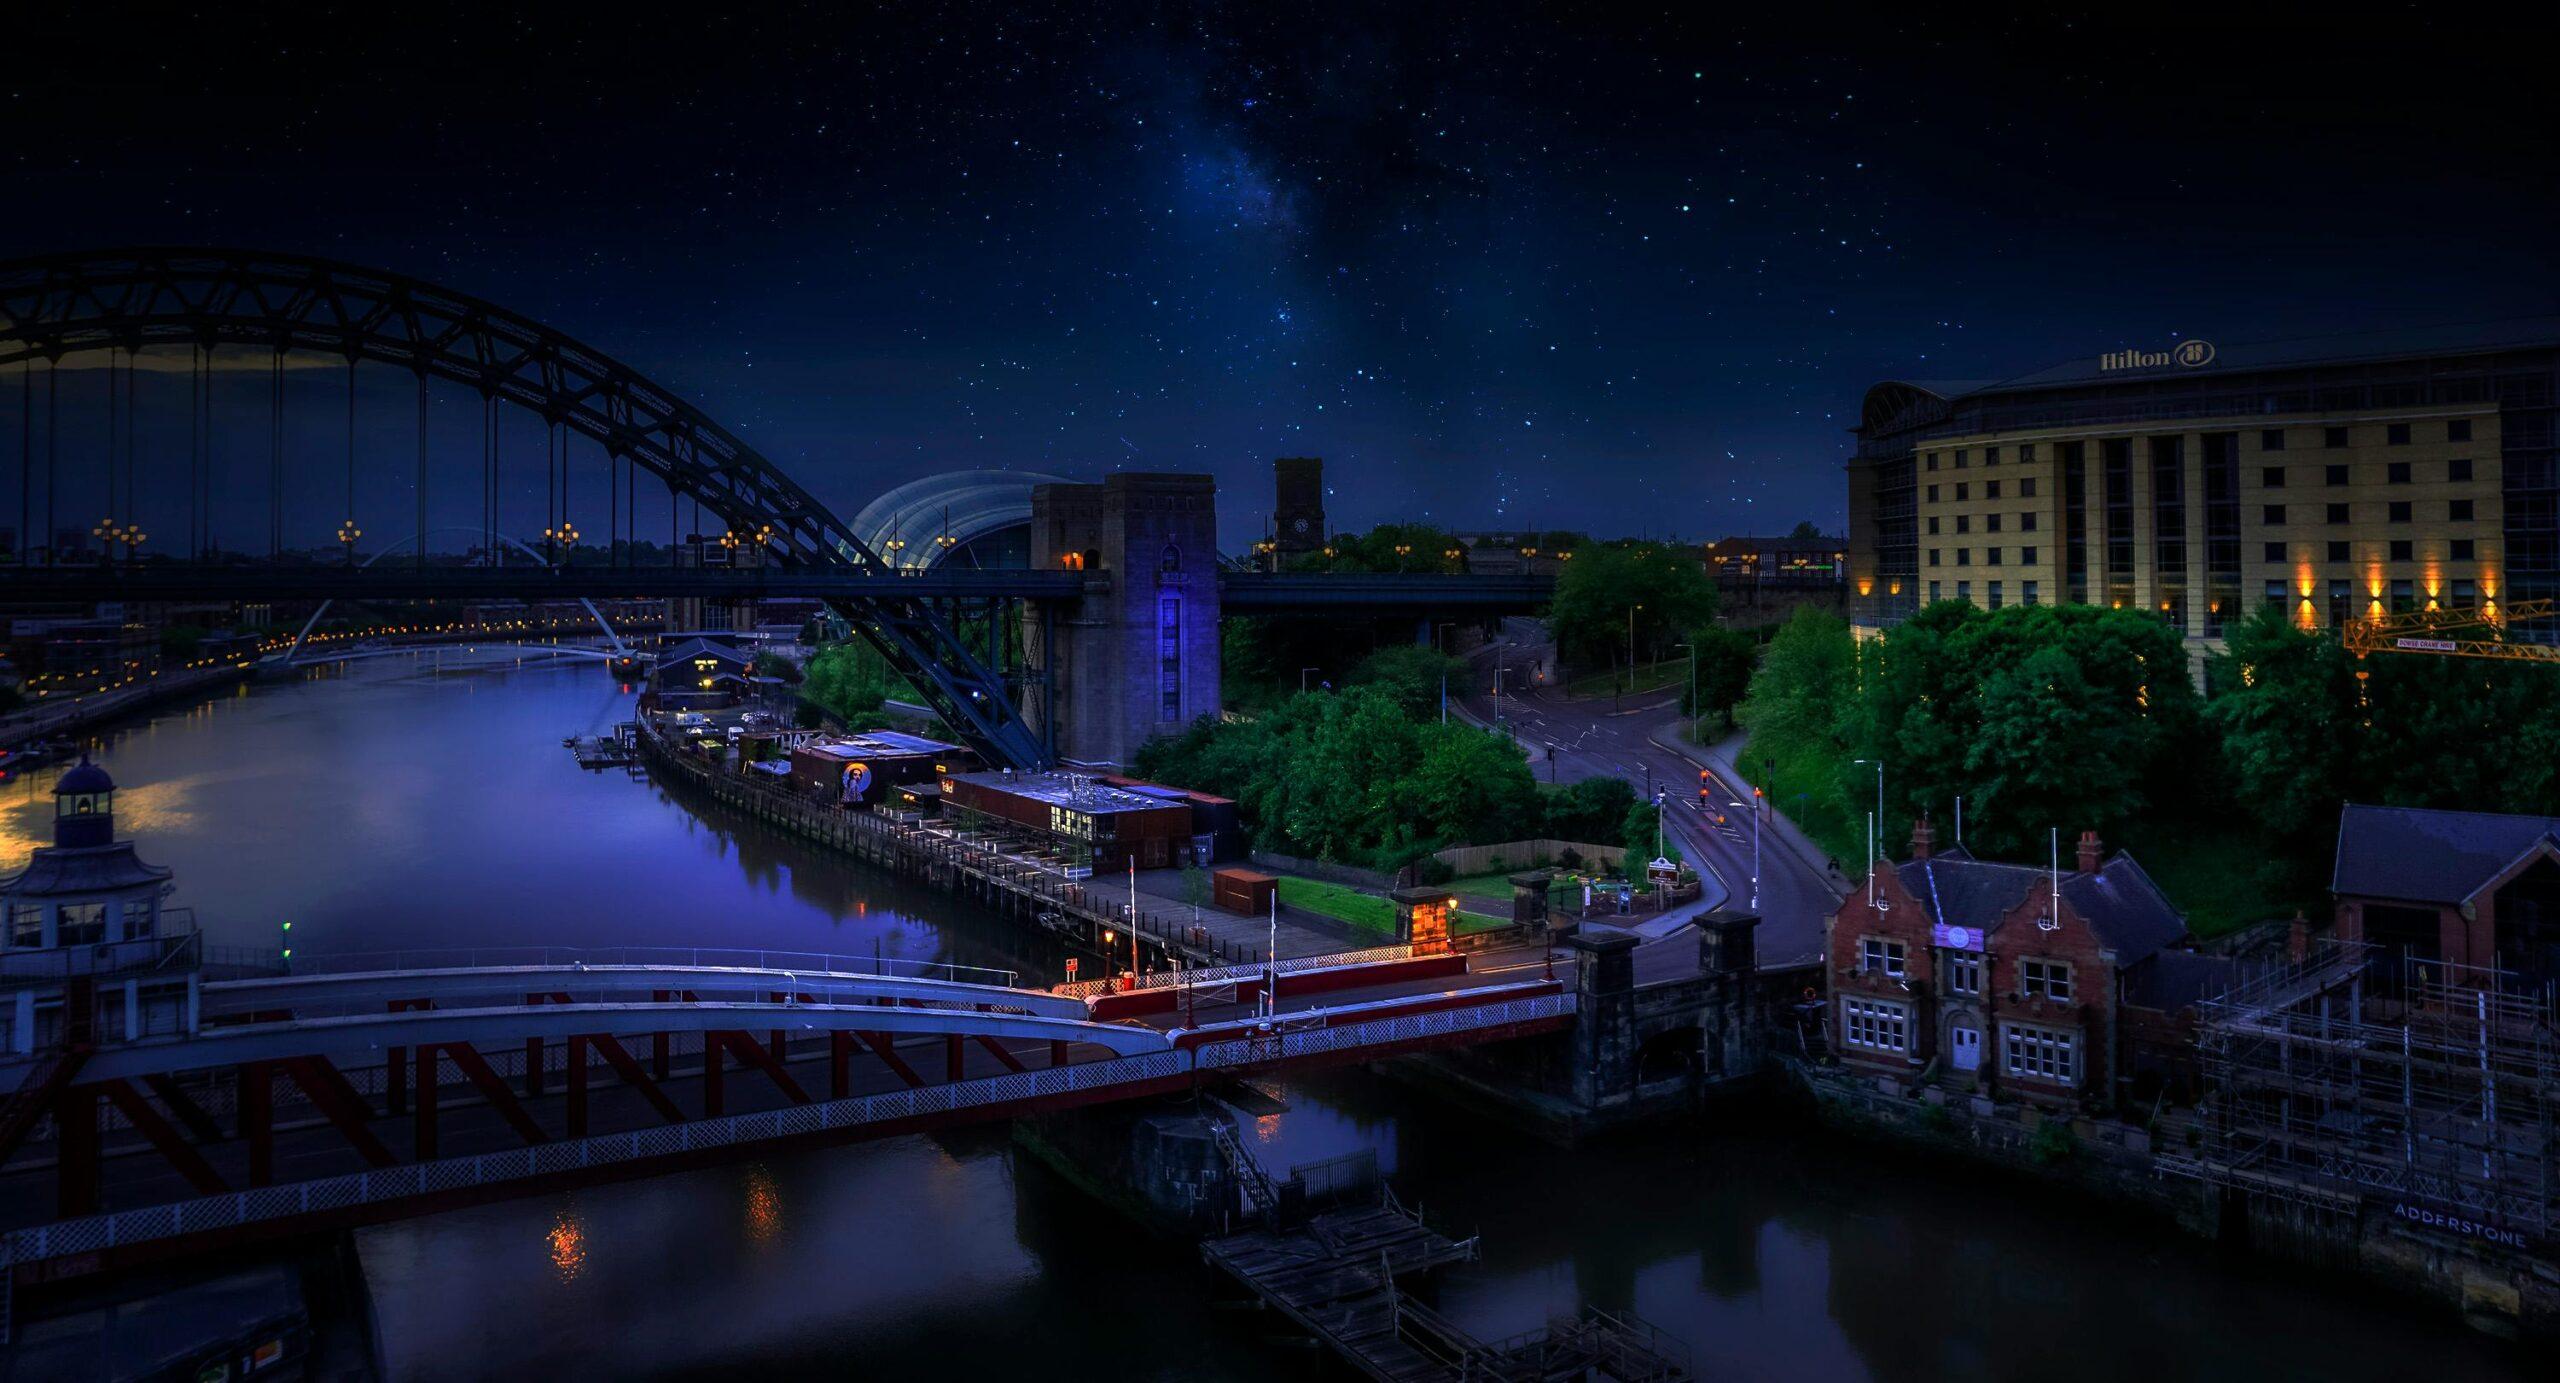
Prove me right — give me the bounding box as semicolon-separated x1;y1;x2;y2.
1926;484;1940;502
2387;461;2412;484
1956;580;1972;602
1946;951;1982;995
1987;480;2002;499
2454;579;2478;604
2451;499;2475;522
2328;540;2349;562
1955;450;1969;469
2021;476;2038;497
2324;427;2349;448
2452;538;2476;560
8;904;41;948
2326;463;2349;485
1929;549;1941;567
1842;998;1910;1053
1861;937;1906;978
1956;514;1971;534
1987;548;2002;565
2391;578;2416;612
2328;579;2351;627
2390;539;2414;562
2387;422;2411;446
2263;542;2285;563
2003;1024;2078;1083
1987;581;2004;609
1929;581;1942;602
2020;444;2037;463
2022;580;2041;605
1927;516;1940;535
2019;546;2038;565
1956;549;1971;566
2020;958;2073;1002
2261;428;2286;451
1926;453;1939;471
2262;466;2285;487
2449;420;2472;442
2388;501;2412;523
1955;483;1969;501
2263;579;2285;611
2262;504;2286;524
1984;446;2001;465
1987;513;2003;533
2449;458;2473;482
2326;502;2350;524
2019;512;2038;532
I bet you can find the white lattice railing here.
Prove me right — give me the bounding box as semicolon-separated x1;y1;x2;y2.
0;990;1576;1270
1052;945;1415;999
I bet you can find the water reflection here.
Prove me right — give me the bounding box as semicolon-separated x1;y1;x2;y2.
22;653;2532;1381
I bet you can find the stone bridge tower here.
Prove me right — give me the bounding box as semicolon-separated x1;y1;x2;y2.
1027;473;1222;768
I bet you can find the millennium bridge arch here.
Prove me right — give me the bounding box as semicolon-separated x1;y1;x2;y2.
0;247;1049;766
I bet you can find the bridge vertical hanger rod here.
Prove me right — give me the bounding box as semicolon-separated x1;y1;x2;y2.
104;346;117;540
343;356;356;564
415;370;428;572
45;360;56;567
123;344;136;544
270;346;283;559
16;362;26;566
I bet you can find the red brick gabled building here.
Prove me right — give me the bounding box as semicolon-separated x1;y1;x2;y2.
1823;820;2195;1110
2331;804;2560;986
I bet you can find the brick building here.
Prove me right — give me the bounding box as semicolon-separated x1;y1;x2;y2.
2331;803;2560;986
1824;820;2204;1110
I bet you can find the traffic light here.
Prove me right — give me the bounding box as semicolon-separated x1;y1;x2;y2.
1698;769;1711;799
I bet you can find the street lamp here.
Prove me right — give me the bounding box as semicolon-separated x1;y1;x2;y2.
1728;799;1761;909
337;518;362;564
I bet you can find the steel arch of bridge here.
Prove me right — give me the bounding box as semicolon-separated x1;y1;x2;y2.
0;247;1049;766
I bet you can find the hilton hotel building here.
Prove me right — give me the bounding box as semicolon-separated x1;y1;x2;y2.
1846;320;2560;651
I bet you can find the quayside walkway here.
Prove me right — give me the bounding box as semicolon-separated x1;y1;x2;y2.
0;944;1573;1305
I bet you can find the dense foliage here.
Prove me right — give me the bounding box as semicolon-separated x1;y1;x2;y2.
799;640;912;728
1678;624;1759;734
1546;539;1719;673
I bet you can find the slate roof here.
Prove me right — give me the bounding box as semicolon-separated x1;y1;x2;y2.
1892;850;2188;968
2122;948;2242;1013
2331;803;2560;905
1;842;171;897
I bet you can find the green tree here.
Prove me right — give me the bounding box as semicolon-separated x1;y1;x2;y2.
1543;776;1638;843
1737;606;1852;750
800;641;911;725
1347;644;1463;719
1681;625;1759;734
1547;539;1719;675
1787;520;1824;541
2207;606;2360;849
1964;645;2144;856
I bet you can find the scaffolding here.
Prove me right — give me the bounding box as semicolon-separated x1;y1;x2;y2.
2180;941;2560;1239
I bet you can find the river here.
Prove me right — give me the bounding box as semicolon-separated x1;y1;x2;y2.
1;651;2532;1381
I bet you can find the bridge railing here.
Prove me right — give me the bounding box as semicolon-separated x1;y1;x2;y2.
274;945;1018;989
1051;945;1414;999
0;990;1576;1273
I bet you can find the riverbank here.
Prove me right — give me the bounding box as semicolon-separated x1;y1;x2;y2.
0;657;257;748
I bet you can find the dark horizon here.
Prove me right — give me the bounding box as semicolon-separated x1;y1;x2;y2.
6;3;2555;550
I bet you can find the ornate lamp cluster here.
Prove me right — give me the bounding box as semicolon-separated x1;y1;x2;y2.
92;516;147;560
719;523;774;552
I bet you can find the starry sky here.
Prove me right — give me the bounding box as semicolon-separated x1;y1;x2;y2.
6;3;2556;550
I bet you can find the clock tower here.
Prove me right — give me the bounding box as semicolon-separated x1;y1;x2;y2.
1272;456;1325;556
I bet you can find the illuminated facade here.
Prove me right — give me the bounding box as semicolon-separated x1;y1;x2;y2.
1847;320;2560;644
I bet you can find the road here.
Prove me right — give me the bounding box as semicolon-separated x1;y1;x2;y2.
1458;620;1840;968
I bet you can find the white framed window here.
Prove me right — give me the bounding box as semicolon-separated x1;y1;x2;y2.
1842;997;1910;1053
119;898;154;941
2020;958;2073;1002
2002;1023;2078;1083
1944;951;1981;996
1860;937;1906;978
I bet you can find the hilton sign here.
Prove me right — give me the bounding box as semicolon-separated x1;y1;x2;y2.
2099;339;2217;372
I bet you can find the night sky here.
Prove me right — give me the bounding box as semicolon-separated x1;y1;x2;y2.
7;3;2555;549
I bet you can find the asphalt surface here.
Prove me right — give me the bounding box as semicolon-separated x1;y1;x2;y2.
1460;621;1840;969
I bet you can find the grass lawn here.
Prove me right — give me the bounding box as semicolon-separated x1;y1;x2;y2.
1563;657;1686;699
1276;875;1508;940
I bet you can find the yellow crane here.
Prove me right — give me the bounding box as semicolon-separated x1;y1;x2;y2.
2340;598;2560;665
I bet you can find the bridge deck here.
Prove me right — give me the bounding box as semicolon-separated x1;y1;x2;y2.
1203;1202;1476;1383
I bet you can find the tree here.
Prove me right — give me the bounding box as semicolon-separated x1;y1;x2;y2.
800;641;910;725
1737;606;1851;750
1547;539;1719;674
1963;645;2144;856
1787;520;1824;541
1681;625;1759;734
1543;776;1637;843
1347;644;1463;719
2207;606;2360;850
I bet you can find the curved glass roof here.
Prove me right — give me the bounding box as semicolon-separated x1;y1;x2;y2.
849;469;1073;569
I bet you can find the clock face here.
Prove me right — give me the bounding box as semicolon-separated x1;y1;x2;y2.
1292;517;1310;534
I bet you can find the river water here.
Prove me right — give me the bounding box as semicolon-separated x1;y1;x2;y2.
1;652;2532;1381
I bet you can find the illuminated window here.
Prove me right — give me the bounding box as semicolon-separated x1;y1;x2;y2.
57;902;106;947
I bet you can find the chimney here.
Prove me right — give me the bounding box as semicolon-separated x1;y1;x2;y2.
2287;909;2311;963
1908;813;1935;861
2076;830;2103;874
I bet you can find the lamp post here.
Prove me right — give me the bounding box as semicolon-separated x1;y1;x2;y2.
1852;757;1885;902
1728;799;1761;909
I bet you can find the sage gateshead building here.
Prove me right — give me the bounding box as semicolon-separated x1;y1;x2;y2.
1845;319;2560;649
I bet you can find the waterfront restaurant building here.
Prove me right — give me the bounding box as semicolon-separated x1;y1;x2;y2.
1846;319;2560;651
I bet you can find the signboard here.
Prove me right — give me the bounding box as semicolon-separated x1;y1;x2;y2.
1064;957;1079;980
2388;1200;2535;1252
2098;339;2216;372
1930;923;1983;953
841;761;873;803
2395;637;2460;653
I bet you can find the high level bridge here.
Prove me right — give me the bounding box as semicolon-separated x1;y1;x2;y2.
0;945;1572;1300
0;248;1551;768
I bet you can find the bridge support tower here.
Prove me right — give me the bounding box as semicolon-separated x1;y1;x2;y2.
1028;473;1222;768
